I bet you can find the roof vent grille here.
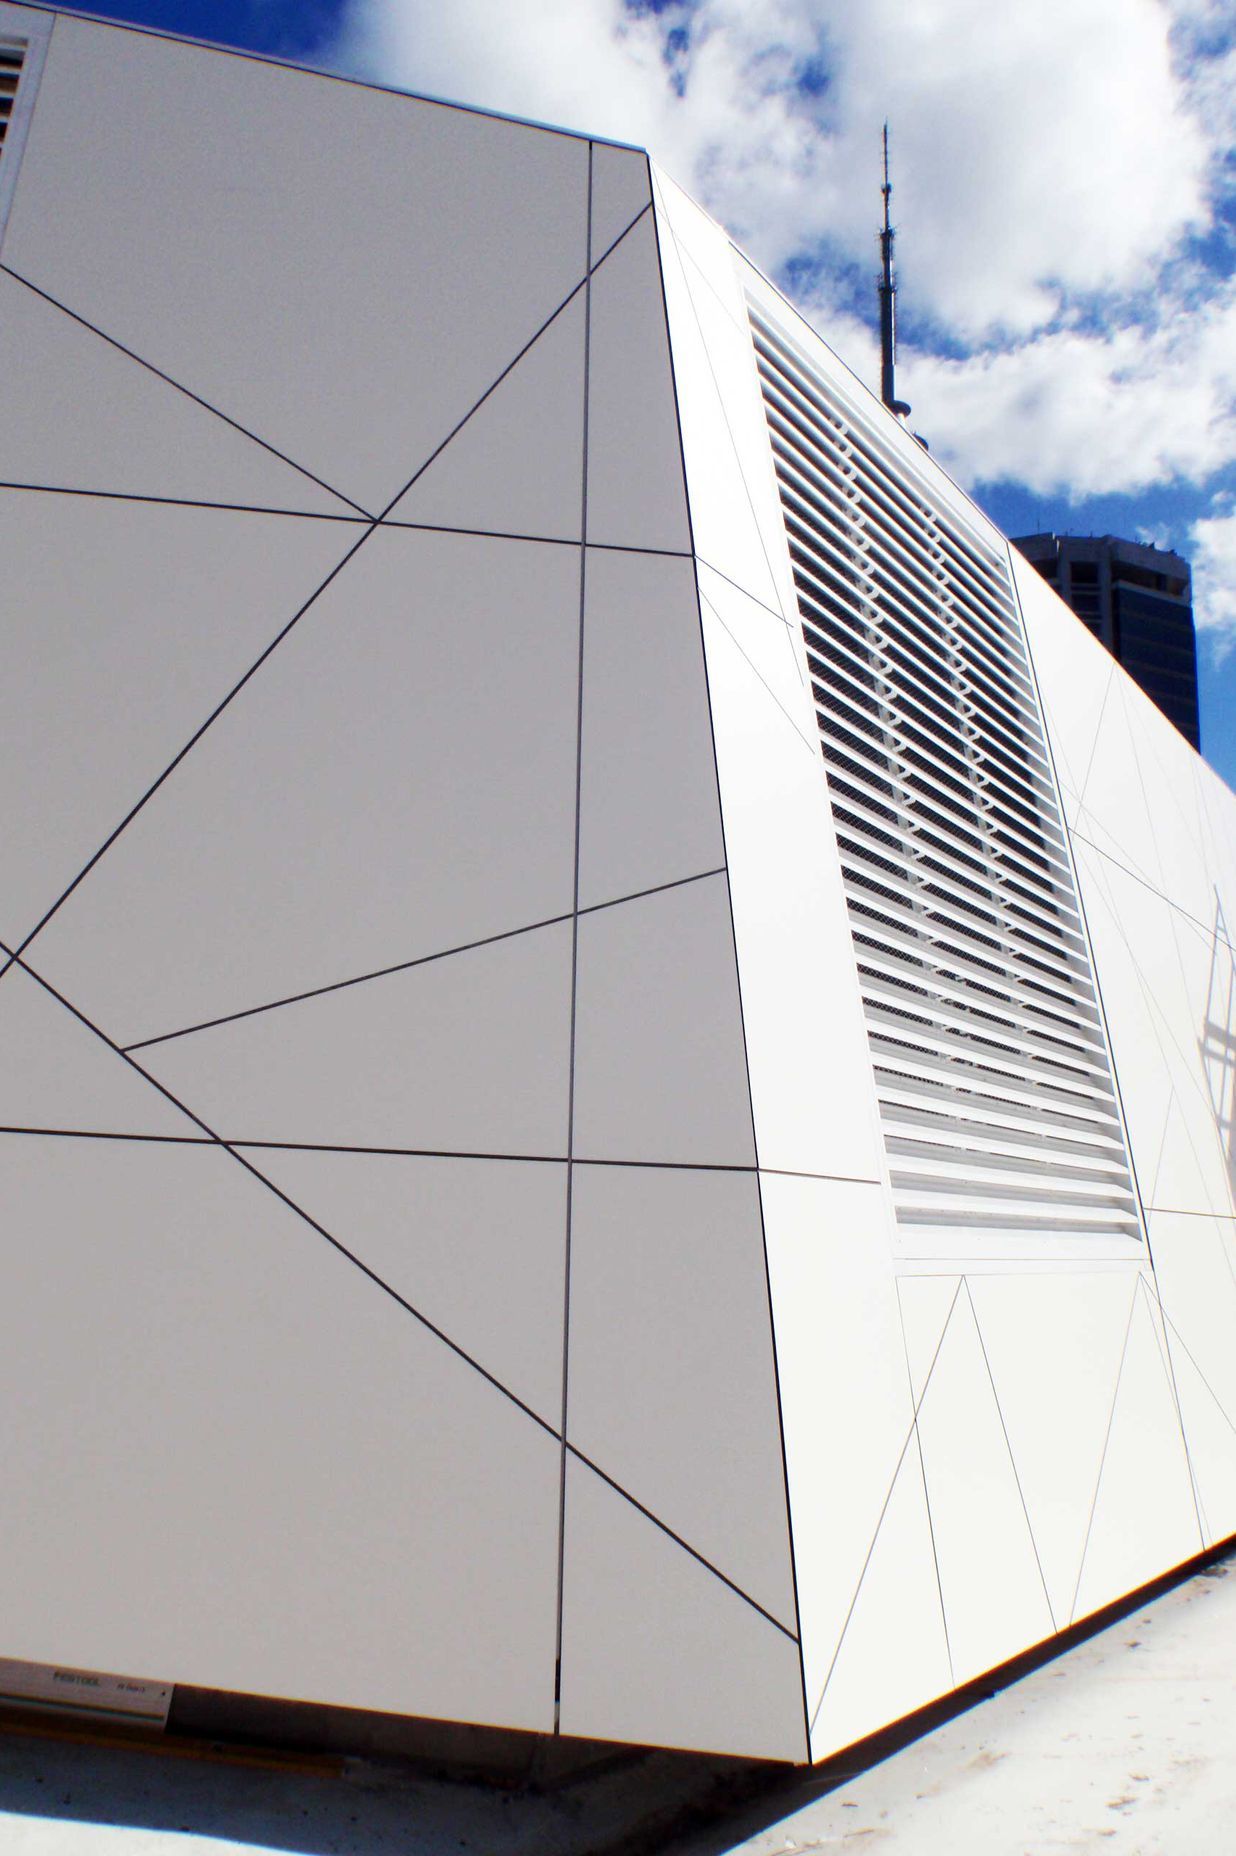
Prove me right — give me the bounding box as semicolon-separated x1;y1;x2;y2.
0;37;26;153
748;299;1141;1253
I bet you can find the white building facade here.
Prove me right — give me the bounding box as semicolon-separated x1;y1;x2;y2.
1;0;1234;1766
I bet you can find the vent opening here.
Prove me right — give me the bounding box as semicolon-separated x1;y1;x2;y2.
748;297;1141;1253
0;37;26;151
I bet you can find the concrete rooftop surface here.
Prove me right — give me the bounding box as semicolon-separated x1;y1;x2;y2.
1;1549;1234;1856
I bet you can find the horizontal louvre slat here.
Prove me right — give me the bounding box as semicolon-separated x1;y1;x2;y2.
0;39;23;154
886;1131;1134;1181
749;296;1142;1252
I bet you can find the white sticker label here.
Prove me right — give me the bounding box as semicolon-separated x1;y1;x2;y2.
0;1657;172;1725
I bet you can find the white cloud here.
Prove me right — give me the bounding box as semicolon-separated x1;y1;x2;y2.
1191;506;1236;649
896;279;1236;497
334;0;1216;341
330;0;1236;555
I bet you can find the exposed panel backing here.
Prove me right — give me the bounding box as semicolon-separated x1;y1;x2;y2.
747;299;1141;1252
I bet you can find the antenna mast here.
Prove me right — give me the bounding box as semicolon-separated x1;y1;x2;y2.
878;124;910;416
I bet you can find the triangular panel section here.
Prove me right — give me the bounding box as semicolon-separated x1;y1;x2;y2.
654;169;799;620
32;526;581;1045
584;210;691;554
576;548;724;910
1146;1209;1236;1513
897;1276;962;1405
567;1163;795;1628
385;293;585;542
571;873;755;1167
965;1271;1138;1632
1162;1314;1236;1546
589;142;651;265
0;963;198;1139
0;1132;560;1732
808;1437;952;1762
1012;554;1113;826
139;918;574;1159
558;1456;806;1760
0;492;356;947
1073;1282;1202;1622
1078;680;1163;888
915;1287;1056;1686
255;1147;567;1428
0;271;354;515
1150;1088;1232;1220
4;19;592;512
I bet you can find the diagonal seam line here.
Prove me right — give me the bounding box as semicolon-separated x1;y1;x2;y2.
655;189;801;684
0;1127;878;1177
1070;827;1236;961
1068;1274;1142;1626
898;1281;955;1690
1154;1293;1236;1439
0;481;368;522
809;1277;964;1735
122;866;726;1054
1079;850;1227;1189
1;942;792;1637
1136;1272;1207;1548
0;939;557;1438
0;205;659;996
374;200;650;528
0;520;377;988
1147;1089;1177;1211
963;1276;1058;1632
565;1443;798;1643
0;264;374;520
1075;658;1117;816
697;587;818;757
695;555;795;634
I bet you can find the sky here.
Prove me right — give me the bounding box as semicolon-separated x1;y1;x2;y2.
61;0;1236;787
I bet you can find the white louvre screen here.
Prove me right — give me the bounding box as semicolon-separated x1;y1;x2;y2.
748;301;1141;1249
0;36;25;153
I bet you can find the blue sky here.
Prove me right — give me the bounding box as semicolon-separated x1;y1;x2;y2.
61;0;1236;788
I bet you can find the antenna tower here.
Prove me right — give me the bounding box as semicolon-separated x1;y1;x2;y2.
878;124;911;417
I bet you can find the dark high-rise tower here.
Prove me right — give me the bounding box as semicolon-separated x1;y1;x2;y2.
1013;532;1200;750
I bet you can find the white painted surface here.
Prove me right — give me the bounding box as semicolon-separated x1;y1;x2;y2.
139;917;575;1155
388;291;586;541
4;1555;1236;1853
0;491;350;947
566;1162;795;1627
571;873;756;1166
584;209;690;554
588;142;650;265
4;15;591;512
576;548;725;911
0;1136;561;1732
0;270;350;514
558;1455;807;1760
250;1147;569;1426
33;525;582;1044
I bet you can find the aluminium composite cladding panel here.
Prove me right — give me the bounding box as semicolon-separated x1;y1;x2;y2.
0;10;593;515
654;166;1236;1764
0;10;597;1741
1016;552;1236;1565
558;140;803;1759
652;167;911;1761
0;18;802;1762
